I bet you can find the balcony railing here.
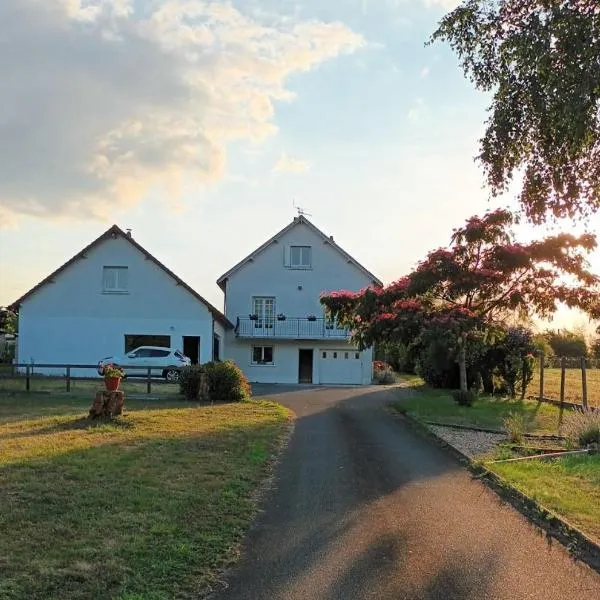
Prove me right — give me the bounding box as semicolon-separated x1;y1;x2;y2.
235;317;351;340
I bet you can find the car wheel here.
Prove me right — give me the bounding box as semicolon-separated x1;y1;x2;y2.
164;369;180;383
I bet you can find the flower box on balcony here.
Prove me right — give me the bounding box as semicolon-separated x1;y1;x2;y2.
277;314;287;321
307;315;317;322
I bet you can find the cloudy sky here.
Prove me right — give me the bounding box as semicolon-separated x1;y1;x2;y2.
0;0;598;330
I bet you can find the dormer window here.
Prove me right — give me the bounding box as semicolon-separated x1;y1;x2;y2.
103;266;128;293
290;246;312;269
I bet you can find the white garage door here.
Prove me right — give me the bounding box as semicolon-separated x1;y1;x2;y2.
319;349;362;385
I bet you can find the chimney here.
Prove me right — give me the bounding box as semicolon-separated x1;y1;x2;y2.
126;228;132;238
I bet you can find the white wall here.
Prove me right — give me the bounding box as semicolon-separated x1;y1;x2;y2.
18;234;217;374
227;338;373;385
224;221;377;320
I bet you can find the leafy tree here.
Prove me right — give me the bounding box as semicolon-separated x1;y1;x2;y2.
592;337;600;359
431;1;600;223
0;308;17;335
321;209;600;392
545;329;589;357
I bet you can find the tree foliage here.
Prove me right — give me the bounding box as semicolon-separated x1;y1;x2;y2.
431;1;600;223
544;329;589;357
321;209;600;391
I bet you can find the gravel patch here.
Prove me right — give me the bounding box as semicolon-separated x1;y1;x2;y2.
429;425;506;459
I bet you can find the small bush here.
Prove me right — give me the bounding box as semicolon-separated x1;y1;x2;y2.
563;409;600;449
179;365;206;401
450;389;477;407
204;360;251;402
504;411;526;443
373;367;397;385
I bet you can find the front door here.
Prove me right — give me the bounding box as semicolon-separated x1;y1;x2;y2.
183;336;200;364
298;349;314;384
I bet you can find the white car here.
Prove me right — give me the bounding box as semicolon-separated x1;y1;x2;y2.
97;346;191;382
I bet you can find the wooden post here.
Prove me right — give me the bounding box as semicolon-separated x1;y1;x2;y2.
560;357;566;405
147;367;152;394
581;357;588;410
66;366;71;393
539;352;544;402
26;365;30;392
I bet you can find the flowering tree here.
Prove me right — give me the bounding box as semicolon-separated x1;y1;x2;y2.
321;209;600;391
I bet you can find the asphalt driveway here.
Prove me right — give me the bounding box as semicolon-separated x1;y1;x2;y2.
211;385;600;600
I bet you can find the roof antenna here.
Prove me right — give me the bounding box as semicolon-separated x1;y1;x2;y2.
292;198;312;218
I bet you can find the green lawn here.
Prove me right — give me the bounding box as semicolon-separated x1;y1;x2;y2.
490;455;600;542
393;383;565;435
0;392;291;600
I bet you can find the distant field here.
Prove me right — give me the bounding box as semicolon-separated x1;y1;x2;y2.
529;367;600;407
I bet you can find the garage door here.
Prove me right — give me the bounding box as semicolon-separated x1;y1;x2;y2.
319;349;362;385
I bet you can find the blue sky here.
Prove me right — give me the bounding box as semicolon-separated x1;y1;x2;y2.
0;0;598;332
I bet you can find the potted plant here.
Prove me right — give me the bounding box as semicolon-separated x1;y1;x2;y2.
277;313;287;321
103;364;125;392
307;314;317;322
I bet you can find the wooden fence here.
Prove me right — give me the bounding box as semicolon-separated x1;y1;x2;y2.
0;363;181;396
531;355;600;409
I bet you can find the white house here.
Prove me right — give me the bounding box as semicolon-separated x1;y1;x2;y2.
217;215;382;385
11;225;231;376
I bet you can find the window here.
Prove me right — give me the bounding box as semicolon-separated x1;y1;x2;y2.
252;297;275;328
333;352;338;359
103;266;128;292
150;349;170;358
124;335;170;353
345;352;349;359
290;246;312;269
252;346;274;365
322;351;327;359
213;334;221;361
355;352;360;359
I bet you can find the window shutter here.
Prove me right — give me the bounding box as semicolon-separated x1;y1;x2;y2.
283;246;290;267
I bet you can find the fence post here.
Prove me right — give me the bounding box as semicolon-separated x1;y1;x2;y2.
147;367;152;395
560;357;566;406
26;365;30;392
581;357;588;410
66;366;71;393
539;352;544;402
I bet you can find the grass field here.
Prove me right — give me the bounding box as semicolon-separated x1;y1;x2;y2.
0;392;291;599
529;367;600;407
490;454;600;543
394;382;566;435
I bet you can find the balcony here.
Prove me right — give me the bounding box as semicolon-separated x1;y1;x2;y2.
235;317;351;340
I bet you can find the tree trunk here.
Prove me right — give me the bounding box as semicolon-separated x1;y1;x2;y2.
458;340;468;392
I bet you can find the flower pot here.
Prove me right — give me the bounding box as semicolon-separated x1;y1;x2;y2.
105;376;122;392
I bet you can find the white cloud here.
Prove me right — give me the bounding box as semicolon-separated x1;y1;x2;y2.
273;153;310;173
420;66;430;78
0;0;364;226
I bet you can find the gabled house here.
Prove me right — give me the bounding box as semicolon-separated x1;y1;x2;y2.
10;225;231;375
217;215;382;385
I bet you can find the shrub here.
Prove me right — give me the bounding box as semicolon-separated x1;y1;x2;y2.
504;411;526;443
563;409;600;449
179;365;206;401
450;389;477;407
204;360;251;402
373;366;396;385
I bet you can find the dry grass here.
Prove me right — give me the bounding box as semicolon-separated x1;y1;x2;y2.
529;367;600;407
0;393;291;599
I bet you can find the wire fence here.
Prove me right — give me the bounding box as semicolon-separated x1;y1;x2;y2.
0;363;182;397
529;355;600;408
